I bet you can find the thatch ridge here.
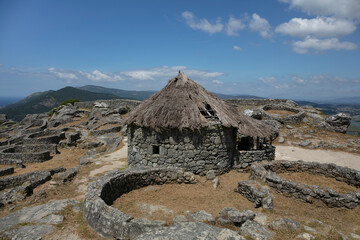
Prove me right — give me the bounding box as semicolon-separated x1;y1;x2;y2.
123;72;272;137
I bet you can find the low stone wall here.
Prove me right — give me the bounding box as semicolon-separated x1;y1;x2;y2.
24;134;60;145
0;167;65;191
90;125;122;136
225;99;298;108
75;99;141;110
2;144;58;155
236;147;275;169
261;105;305;124
0;167;14;177
250;161;360;209
0;150;51;163
234;180;273;209
84;167;196;239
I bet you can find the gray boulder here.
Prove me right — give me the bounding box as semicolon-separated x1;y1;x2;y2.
1;224;54;240
240;220;274;240
325;113;351;133
268;218;301;231
243;109;262;120
134;222;244;240
190;210;215;224
228;210;255;225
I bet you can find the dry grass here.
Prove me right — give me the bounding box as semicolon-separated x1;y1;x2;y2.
60;116;88;128
113;171;252;224
277;172;359;194
113;171;360;238
266;109;296;116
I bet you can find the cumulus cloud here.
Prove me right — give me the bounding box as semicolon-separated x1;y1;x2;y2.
181;11;223;34
49;68;123;82
226;17;246;36
278;0;360;21
80;70;113;82
121;66;223;81
249;13;272;38
292;36;357;54
233;45;242;51
275;17;356;38
48;68;78;82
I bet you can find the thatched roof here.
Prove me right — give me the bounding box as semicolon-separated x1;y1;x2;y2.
123;72;272;137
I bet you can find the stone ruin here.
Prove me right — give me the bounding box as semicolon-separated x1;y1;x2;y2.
0;100;132;208
84;159;360;239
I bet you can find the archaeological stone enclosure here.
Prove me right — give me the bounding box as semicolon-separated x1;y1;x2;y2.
0;72;359;239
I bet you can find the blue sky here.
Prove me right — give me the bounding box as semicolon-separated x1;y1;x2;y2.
0;0;359;101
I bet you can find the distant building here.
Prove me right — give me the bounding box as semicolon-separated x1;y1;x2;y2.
123;72;274;174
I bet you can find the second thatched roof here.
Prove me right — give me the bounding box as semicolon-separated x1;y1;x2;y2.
123;72;272;138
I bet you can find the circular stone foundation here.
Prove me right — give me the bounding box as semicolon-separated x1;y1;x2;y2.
249;160;360;209
84;167;198;239
261;105;305;124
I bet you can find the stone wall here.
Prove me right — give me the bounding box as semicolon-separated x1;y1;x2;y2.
261;105;305;124
127;125;237;175
235;147;275;169
74;99;141;110
84;167;196;239
250;161;360;209
225;99;298;108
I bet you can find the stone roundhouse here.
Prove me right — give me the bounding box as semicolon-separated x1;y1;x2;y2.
123;72;273;174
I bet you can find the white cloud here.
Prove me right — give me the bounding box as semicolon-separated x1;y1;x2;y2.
233;45;242;51
275;17;356;38
292;36;357;54
212;79;223;84
259;76;277;84
181;11;223;34
292;75;306;84
249;13;272;38
278;0;360;21
48;66;223;84
80;70;115;82
48;68;78;81
226;17;245;36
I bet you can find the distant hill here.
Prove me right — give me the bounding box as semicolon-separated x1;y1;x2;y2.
320;96;360;105
0;84;265;122
214;93;264;100
78;85;156;101
0;87;119;121
79;85;264;101
295;100;360;116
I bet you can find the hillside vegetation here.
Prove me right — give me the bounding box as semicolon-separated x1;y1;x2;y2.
0;87;119;121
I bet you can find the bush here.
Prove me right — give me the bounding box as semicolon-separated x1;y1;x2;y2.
59;99;80;106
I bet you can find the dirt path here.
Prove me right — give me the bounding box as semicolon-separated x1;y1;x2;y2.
275;145;360;171
89;137;128;177
74;137;128;200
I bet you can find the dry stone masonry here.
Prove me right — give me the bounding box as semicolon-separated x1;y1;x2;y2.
249;160;360;209
127;125;237;175
84;167;197;239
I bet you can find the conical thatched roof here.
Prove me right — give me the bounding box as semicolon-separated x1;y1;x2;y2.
123;72;272;137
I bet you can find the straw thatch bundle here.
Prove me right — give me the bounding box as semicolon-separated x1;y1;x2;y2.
123;72;272;137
